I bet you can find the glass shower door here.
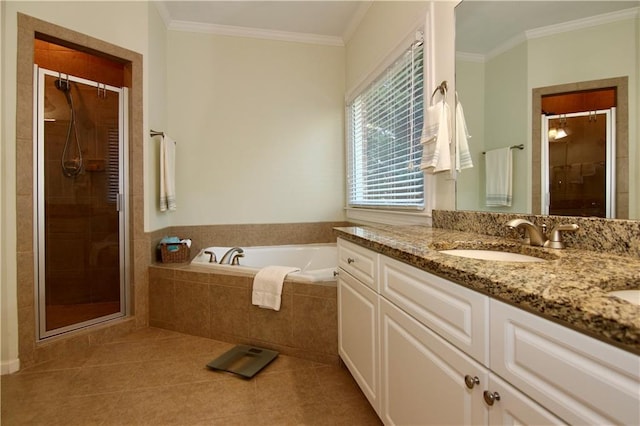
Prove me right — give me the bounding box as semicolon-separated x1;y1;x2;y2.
542;109;615;218
35;67;128;338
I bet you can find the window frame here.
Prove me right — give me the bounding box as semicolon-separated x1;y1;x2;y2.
344;21;435;226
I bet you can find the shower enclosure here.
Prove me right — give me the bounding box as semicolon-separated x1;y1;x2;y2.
34;66;128;339
542;109;615;218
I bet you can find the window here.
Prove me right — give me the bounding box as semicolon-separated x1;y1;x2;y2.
347;37;424;210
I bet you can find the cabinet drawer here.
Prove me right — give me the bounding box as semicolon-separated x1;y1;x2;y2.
490;298;640;425
380;255;489;365
337;238;378;291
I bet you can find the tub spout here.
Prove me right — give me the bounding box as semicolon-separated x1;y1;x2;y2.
220;247;244;265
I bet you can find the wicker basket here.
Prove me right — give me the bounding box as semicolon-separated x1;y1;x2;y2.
159;242;191;263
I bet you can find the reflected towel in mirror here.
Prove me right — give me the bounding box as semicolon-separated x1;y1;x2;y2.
485;147;512;206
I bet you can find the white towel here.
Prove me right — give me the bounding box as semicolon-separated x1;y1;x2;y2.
485;147;512;206
160;134;176;212
252;266;301;311
455;101;473;171
420;100;451;173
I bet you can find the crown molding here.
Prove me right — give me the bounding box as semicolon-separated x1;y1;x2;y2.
459;6;639;63
167;20;344;46
152;1;172;28
526;6;639;41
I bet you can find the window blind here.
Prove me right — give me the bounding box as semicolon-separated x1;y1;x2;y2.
347;39;424;209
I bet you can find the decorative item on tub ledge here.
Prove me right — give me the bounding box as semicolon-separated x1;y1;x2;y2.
158;236;191;263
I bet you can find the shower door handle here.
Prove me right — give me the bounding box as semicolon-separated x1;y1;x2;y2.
116;193;124;212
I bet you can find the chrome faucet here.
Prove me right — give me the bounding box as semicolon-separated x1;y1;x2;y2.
506;219;547;246
219;247;244;265
506;219;579;249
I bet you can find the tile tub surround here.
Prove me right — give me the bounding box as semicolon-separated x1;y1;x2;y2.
432;210;640;258
149;265;339;365
151;221;350;263
334;225;640;355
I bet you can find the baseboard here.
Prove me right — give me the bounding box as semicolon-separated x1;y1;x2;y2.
1;358;20;375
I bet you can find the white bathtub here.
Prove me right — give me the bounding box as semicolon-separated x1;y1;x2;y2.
191;243;338;283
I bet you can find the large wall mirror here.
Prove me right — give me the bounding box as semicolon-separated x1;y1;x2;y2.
455;1;639;219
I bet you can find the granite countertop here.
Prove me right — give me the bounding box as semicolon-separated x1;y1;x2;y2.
334;225;640;355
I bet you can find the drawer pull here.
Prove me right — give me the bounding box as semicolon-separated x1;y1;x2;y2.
464;375;480;389
483;391;501;406
347;258;355;264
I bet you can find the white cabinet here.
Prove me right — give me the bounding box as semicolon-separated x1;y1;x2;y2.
337;245;380;415
380;255;489;366
337;239;637;426
486;374;565;426
491;298;640;426
379;297;488;425
338;238;378;291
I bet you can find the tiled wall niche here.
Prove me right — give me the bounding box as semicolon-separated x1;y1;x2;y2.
15;14;145;368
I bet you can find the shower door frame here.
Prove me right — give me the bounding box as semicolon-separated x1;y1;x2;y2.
34;66;130;340
541;108;616;218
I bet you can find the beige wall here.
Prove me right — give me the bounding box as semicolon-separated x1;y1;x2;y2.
165;31;346;225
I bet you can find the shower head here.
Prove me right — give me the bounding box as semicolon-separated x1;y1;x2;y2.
54;78;71;93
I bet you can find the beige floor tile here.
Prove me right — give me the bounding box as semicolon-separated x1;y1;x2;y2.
1;328;380;426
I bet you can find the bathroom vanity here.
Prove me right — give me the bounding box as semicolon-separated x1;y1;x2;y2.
335;226;639;425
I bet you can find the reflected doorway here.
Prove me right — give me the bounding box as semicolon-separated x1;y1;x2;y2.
543;109;615;217
532;78;628;219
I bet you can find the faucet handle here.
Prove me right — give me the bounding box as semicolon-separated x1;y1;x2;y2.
544;224;579;249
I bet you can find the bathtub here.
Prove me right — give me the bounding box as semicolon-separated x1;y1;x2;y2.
191;243;337;283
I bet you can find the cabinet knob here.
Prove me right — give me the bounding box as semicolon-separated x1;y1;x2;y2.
483;391;501;406
347;258;355;264
464;375;480;389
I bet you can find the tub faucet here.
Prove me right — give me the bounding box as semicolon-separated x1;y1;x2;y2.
506;219;547;246
219;247;244;265
204;250;217;263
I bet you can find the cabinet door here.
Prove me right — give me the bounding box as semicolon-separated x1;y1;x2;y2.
338;270;380;415
380;255;489;365
491;299;640;425
486;374;566;426
380;297;488;426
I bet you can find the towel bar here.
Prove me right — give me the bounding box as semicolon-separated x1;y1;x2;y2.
482;144;524;154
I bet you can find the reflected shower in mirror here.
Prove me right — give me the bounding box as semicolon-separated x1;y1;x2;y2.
454;1;639;219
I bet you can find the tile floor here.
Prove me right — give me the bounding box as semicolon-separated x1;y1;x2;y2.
1;328;381;425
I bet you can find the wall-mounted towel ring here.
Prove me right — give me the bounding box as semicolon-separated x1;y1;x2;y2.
431;80;448;102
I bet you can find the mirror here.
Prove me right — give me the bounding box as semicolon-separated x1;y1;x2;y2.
455;1;639;219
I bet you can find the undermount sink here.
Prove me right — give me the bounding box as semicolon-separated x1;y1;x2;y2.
608;290;640;306
439;249;546;263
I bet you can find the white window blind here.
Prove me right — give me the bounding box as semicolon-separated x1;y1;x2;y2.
347;38;424;210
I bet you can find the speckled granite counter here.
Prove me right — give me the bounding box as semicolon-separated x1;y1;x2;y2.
334;225;640;355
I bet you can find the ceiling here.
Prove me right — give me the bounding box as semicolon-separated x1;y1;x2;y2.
156;1;371;44
156;1;638;49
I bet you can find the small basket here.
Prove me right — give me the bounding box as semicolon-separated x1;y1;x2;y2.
159;242;191;263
